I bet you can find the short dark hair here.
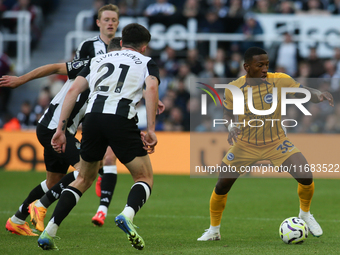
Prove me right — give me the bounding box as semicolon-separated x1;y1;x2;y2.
108;37;122;51
122;23;151;49
244;47;267;63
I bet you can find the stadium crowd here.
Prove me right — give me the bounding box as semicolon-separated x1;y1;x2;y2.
1;0;340;133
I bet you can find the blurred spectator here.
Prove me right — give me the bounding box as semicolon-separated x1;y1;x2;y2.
198;9;225;33
329;0;340;14
195;115;213;132
144;0;176;16
199;57;218;78
31;89;51;124
252;0;275;14
213;48;229;77
117;0;136;17
0;52;13;119
172;62;197;95
334;47;340;76
3;115;20;130
10;0;43;49
168;106;185;131
197;9;225;56
276;0;296;14
227;0;246;17
298;0;330;15
159;46;180;77
320;59;340;92
31;0;60;20
241;0;256;11
296;61;311;87
323;103;340;133
174;78;190;113
158;65;173;99
296;103;324;133
272;32;300;77
208;0;228;18
182;0;203;19
17;100;36;129
306;47;325;78
0;0;8;30
88;0;105;31
233;13;264;54
228;51;242;78
39;73;64;98
186;48;204;75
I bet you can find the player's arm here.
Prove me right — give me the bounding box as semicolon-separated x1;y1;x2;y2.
142;89;165;114
143;75;159;154
224;107;241;146
51;76;89;153
294;85;334;107
0;63;67;88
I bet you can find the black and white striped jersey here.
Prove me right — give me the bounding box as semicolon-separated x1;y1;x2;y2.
73;36;107;60
78;49;160;119
38;34;107;135
38;59;90;135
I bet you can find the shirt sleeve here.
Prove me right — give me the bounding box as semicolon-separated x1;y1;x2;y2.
73;41;94;61
77;61;91;83
66;59;89;79
146;59;160;86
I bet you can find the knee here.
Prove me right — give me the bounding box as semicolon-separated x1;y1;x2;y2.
46;173;65;189
77;172;97;189
104;155;116;166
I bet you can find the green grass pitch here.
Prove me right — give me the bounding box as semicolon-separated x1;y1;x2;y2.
0;171;339;255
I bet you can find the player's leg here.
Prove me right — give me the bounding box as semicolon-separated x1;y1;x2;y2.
92;147;118;226
282;152;323;237
197;162;240;241
115;154;153;250
5;178;49;236
6;125;66;236
29;133;81;232
38;158;101;250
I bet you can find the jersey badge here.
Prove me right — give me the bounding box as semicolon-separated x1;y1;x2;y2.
227;152;234;161
264;93;273;104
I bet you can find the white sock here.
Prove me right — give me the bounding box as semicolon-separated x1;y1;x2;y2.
121;206;135;222
97;205;108;216
11;215;25;225
103;165;117;174
299;208;310;217
209;225;220;233
45;219;58;237
35;200;46;209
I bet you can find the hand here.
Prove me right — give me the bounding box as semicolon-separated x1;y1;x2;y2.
142;131;157;154
0;76;23;88
157;100;165;115
227;127;241;146
51;130;66;153
318;91;334;107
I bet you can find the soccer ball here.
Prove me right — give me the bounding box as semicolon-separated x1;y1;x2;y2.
279;217;308;244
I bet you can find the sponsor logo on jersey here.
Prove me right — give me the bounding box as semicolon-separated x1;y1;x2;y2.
264;93;273;104
97;50;105;55
227;152;234;161
72;61;84;69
